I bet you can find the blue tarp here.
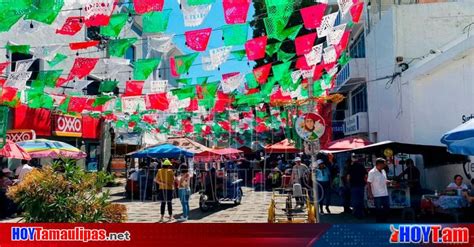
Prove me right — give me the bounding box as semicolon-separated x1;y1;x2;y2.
130;144;194;158
441;119;474;156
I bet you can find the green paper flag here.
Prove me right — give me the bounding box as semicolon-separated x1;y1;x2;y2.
143;9;172;33
264;16;289;40
281;24;302;40
245;73;259;89
133;58;161;80
196;76;211;85
172;86;196;100
222;24;248;46
188;0;215;5
25;0;64;25
266;42;282;56
236;92;262;106
101;13;128;37
108;38;137;57
338;52;351;67
277;50;295;62
261;78;277;97
99;80;119;93
231;50;247;61
272;61;291;81
0;1;30;32
58;97;70;113
174;53;199;75
27;90;54;109
176;78;193;85
166;115;176;126
199;82;218;109
47;53;67;67
5;44;30;55
279;73;294;91
93;95;112;107
313;80;324;97
32;70;63;89
0;12;23;32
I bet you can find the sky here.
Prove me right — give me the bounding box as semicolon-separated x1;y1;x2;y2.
162;0;256;83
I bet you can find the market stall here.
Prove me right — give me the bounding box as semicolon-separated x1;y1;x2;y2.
264;139;301;154
194;148;243;163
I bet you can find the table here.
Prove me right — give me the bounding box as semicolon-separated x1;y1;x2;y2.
421;194;469;222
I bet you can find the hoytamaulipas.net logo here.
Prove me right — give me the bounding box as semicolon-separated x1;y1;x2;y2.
390;225;469;244
11;227;131;242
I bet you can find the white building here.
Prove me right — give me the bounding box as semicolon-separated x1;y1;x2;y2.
365;1;474;189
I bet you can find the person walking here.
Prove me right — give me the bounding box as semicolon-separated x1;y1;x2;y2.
291;157;310;207
316;159;331;214
367;158;391;223
155;159;175;222
347;154;367;219
177;165;191;222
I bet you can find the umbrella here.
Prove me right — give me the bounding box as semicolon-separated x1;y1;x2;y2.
0;140;31;160
17;139;87;159
130;144;194;158
326;136;372;151
441;119;474;155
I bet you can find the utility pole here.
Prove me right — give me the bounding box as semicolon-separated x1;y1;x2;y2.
307;77;320;223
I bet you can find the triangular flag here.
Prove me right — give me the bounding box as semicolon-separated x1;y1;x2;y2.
277;50;295;62
231;49;247;61
67;57;100;81
176;78;193;85
185;28;212;52
124;81;145;96
253;63;272;84
272;61;291;81
300;4;327;29
32;45;61;61
32;70;63;89
99;80;119;93
223;0;250;24
172;53;199;75
280;24;303;41
47;53;67;67
323;45;337;63
305;44;323;66
133;58;161;80
69;40;100;50
245;36;267;61
266;42;282;56
148;34;175;54
316;12;338;38
5;44;30;55
24;0;64;25
295;32;317;56
100;13;128;37
338;0;354;16
108;38;137;57
350;2;364;23
56;17;84;36
327;24;347;45
133;0;164;14
221;72;243;93
68;96;88;113
180;0;212;27
222;24;248;46
83;0;117;27
245;73;259;89
143;9;172;33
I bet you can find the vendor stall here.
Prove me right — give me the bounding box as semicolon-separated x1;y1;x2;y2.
264;139;301;154
194;148;243;163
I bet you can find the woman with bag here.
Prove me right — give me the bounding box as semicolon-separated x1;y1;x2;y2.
177;165;191;222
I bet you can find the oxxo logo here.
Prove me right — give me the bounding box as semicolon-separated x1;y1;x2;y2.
390;225;469;244
56;116;82;133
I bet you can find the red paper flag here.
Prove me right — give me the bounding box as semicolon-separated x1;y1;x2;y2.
68;96;88;113
245;36;267;61
84;98;103;112
170;57;178;77
196;85;203;99
223;0;251;24
0;62;10;74
56;17;84;36
67;57;100;81
182;119;194;133
213;91;232;113
1;87;17;102
255;123;268;133
313;64;324;80
295;56;312;70
56;77;68;87
253;63;272;84
186;98;199;111
124;80;145;96
222;72;240;80
133;0;164;14
317;102;332;149
83;0;118;27
300;4;327;29
146;93;169;111
185;28;212;52
142;114;157;124
270;88;292;104
69;40;100;50
335;31;351;55
247;88;259;94
350;2;364;23
295;33;317;56
219;121;231;132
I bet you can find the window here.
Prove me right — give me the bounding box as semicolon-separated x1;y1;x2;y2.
350;34;365;58
11;52;40;86
125;45;136;62
351;85;367;114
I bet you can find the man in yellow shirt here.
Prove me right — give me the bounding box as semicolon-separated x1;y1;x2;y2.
155;159;175;222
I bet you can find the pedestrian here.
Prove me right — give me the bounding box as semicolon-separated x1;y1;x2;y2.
341;157;353;214
397;159;421;213
367;158;391;223
316;159;331;214
347;154;367;219
177;165;191;222
291;157;310;207
155;159;175;222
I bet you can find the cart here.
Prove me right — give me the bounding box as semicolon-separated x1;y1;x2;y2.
267;185;316;223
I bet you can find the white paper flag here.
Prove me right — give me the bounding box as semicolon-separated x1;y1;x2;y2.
202;46;232;71
166;93;180;113
291;70;302;83
304;44;323;66
177;98;191;109
323;45;337;63
316;12;338;38
15;59;35;72
5;71;32;90
121;96;146;114
148;34;175;54
179;0;212;27
221;73;243;93
301;67;315;79
103;58;130;78
338;0;354;16
32;45;61;61
327;24;346;45
149;80;168;93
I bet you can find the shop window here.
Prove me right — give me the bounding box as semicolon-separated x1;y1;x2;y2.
350;34;366;58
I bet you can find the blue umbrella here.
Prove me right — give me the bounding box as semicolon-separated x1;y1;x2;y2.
131;144;194;158
440;119;474;155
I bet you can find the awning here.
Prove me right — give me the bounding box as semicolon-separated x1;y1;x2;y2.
326;136;372;151
328;140;466;166
194;148;243;162
264;139;301;154
129;144;194;159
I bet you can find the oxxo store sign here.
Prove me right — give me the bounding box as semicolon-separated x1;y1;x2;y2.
53;114;82;137
344;112;369;135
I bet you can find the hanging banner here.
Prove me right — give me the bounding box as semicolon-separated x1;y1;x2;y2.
121;96;147;114
295;113;326;142
6;129;36;142
53;114;83;137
